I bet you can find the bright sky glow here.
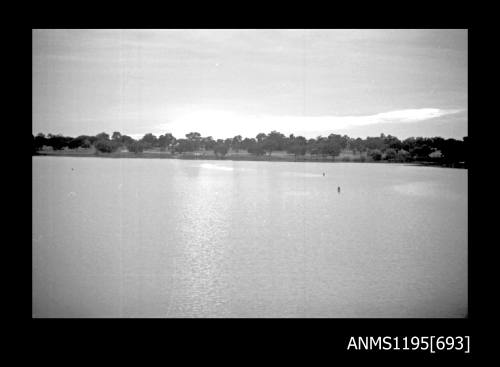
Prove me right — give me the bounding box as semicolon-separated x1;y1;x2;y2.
150;108;465;140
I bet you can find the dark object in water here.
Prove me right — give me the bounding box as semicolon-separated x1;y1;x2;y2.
323;172;325;176
337;186;341;193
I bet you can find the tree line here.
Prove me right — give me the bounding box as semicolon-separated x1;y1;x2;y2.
33;130;469;166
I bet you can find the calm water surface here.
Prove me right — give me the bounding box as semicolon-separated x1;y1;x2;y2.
32;157;467;317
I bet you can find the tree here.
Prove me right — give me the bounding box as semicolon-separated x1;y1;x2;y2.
342;135;350;150
241;137;256;151
285;134;295;151
384;148;397;161
111;131;122;142
411;144;432;160
141;133;158;149
202;136;215;151
369;149;382;161
287;144;307;158
256;133;267;143
175;139;195;153
232;135;242;152
121;135;134;147
213;143;229;158
46;134;72;150
267;130;286;151
286;135;307;158
308;137;324;156
126;140;144;154
185;132;202;151
384;135;402;151
68;137;81;150
95;139;118;153
365;136;386;151
351;137;365;154
401;137;416;153
323;134;344;159
68;135;92;149
462;136;469;166
186;132;201;140
158;133;176;152
34;133;47;151
248;142;266;156
87;136;98;145
28;128;467;167
295;136;307;145
261;130;285;155
95;132;110;141
440;138;466;165
395;149;410;162
430;137;446;152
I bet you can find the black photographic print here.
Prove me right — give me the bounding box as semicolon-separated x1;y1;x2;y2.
32;29;468;320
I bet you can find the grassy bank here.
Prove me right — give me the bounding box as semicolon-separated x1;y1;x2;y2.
33;147;465;168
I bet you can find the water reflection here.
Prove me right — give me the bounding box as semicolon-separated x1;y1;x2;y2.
199;162;234;171
392;181;462;201
168;171;232;317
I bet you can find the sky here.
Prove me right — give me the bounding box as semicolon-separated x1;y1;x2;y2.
32;29;467;140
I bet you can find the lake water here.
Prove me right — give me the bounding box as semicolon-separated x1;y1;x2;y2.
32;157;467;318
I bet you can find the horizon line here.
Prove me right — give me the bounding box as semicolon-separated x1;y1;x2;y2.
32;130;469;142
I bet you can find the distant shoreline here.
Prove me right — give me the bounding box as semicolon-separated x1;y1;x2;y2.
33;150;466;169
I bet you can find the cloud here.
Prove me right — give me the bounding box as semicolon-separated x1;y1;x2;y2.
65;106;464;140
355;108;463;125
152;108;464;139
